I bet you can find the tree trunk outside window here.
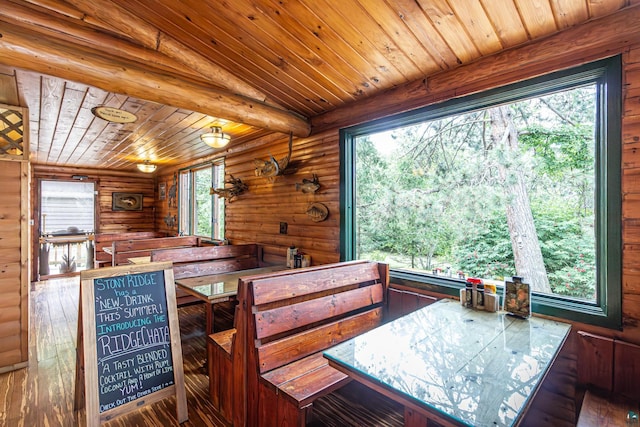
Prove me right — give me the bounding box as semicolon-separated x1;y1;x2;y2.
489;106;551;293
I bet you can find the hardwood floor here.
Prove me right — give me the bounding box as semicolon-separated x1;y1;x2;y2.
0;277;230;427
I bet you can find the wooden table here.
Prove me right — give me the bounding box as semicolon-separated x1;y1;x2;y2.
174;265;286;334
324;298;571;427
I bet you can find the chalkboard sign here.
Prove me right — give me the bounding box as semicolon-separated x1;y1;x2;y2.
75;262;187;426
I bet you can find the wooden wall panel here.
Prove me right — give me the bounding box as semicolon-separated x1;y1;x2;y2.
154;172;178;237
224;130;340;266
0;160;28;372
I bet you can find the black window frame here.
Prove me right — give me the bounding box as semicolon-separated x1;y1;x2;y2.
340;56;622;329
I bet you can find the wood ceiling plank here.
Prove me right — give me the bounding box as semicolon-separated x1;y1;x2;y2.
227;0;376;103
99;100;169;168
297;0;412;83
60;86;110;166
480;0;529;48
108;106;191;168
264;0;389;96
353;0;441;76
112;0;324;116
310;0;424;80
209;0;347;107
37;75;65;165
15;70;42;152
514;0;558;38
259;0;384;98
449;0;505;55
383;0;458;71
72;93;128;166
177;0;350;112
550;0;589;29
48;86;86;165
415;0;482;64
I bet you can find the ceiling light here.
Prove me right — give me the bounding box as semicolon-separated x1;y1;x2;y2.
200;126;230;148
137;160;157;173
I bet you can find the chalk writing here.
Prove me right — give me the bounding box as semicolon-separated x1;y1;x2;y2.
94;270;174;413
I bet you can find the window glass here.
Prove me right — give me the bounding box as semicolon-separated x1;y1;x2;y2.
356;86;596;300
41;180;95;234
342;57;621;328
178;160;225;239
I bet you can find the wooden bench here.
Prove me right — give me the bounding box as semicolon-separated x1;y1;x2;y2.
208;260;390;427
151;243;263;308
93;231;166;268
110;235;200;266
576;331;640;426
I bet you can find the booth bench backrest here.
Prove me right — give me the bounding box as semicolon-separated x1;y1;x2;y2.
150;244;263;279
111;235;200;266
94;231;166;267
232;260;389;427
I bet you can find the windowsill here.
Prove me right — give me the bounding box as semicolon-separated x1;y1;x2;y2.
389;269;621;330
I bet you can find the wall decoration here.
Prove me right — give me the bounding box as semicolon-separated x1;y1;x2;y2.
164;214;176;229
295;174;320;194
168;172;177;208
306;202;329;222
159;182;166;200
112;192;143;211
210;175;248;202
254;132;293;180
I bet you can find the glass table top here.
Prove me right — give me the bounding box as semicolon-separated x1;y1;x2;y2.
174;265;286;300
324;298;571;427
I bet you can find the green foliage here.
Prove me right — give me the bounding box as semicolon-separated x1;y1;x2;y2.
519;124;594;176
453;210;514;279
355;85;598;299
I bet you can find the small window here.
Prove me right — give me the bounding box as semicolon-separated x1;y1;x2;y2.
178;160;225;240
341;57;621;328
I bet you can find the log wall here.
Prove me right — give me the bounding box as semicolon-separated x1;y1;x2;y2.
30;165;156;279
155;130;340;266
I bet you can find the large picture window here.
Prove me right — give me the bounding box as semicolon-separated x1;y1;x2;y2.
178;160;225;240
341;57;621;328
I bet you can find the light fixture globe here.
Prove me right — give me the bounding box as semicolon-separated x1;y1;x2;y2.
137;160;157;173
201;126;230;148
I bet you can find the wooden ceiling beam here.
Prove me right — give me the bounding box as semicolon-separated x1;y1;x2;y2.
2;1;204;81
0;23;311;137
61;0;269;103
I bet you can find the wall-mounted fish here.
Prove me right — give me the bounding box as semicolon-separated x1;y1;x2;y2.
295;174;320;194
306;202;329;222
210;175;248;202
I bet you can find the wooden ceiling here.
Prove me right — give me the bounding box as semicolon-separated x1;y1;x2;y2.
0;0;632;172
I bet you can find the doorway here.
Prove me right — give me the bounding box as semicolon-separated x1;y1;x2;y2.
38;180;95;278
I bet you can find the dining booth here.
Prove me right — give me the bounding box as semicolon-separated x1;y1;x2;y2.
2;2;640;427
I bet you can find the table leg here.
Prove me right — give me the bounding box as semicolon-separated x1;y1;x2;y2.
206;303;214;334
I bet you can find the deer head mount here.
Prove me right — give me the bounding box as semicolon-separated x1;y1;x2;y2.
254;132;293;181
